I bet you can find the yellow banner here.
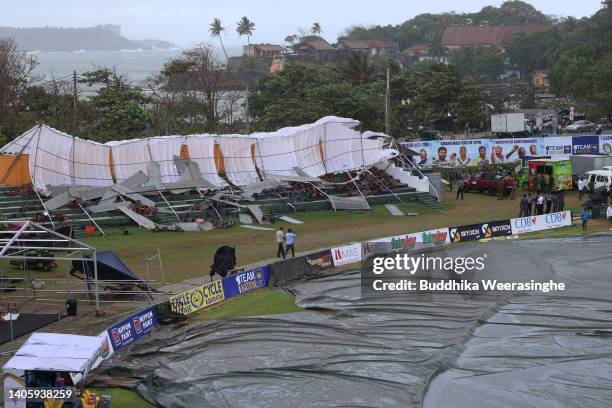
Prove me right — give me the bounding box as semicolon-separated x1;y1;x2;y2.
170;280;225;315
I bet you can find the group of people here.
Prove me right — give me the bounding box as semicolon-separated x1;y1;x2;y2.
518;191;565;217
275;227;296;259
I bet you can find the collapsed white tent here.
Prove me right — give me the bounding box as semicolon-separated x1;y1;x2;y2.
3;332;103;373
0;116;399;194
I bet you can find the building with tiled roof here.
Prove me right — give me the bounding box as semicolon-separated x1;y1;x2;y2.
441;25;552;50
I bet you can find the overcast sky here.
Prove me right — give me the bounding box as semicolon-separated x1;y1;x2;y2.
0;0;604;47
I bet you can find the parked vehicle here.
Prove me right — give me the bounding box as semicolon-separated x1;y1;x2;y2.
565;120;595;133
491;113;526;136
583;170;612;191
464;171;517;195
527;159;573;192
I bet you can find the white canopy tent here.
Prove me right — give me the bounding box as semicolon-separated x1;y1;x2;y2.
3;332;103;373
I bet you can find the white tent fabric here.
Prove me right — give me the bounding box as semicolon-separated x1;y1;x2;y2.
109;139;152;183
29;126;73;191
362;131;399;167
1;116;399;192
218;136;259;186
254;133;299;177
0;126;38;154
72;138;113;187
3;332;102;373
186;135;227;188
322;123;364;173
148;136;184;183
291;124;327;176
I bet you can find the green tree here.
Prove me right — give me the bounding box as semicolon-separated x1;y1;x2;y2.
209;18;229;60
311;22;322;35
336;51;376;84
474;48;505;81
410;63;461;130
79;68;152;141
236;17;255;45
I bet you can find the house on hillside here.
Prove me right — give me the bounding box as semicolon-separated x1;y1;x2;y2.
243;44;286;57
441;25;552;50
294;38;338;62
400;44;449;65
336;39;397;56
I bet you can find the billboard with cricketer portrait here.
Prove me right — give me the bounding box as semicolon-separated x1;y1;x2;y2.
435;139;489;167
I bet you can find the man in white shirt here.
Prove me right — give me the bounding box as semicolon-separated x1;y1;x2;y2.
275;227;285;259
285;228;296;258
607;203;612;230
578;177;585;200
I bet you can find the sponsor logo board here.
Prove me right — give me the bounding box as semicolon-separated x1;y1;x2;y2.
511;211;572;235
170;280;225;315
331;243;362;266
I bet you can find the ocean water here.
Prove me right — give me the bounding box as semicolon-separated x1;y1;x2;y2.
29;48;215;85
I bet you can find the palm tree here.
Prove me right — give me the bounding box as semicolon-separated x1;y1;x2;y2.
209;18;228;60
311;22;322;35
236;17;255;45
337;51;375;84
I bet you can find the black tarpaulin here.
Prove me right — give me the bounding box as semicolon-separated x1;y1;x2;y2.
72;250;141;282
97;233;612;408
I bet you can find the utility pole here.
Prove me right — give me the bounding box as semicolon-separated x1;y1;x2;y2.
72;71;77;131
385;67;390;135
245;83;250;133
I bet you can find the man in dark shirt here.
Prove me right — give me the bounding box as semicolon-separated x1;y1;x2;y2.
519;194;528;217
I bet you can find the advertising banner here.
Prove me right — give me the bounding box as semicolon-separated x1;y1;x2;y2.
511;211;572;235
305;249;334;269
449;220;512;243
170;280;225;315
435;139;489;167
107;307;158;351
542;136;573;158
449;224;484;243
403;140;439;166
572;135;599;155
600;134;612;156
489;138;542;164
331;243;362;266
222;265;269;298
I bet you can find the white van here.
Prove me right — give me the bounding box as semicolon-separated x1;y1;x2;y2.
583;170;612;190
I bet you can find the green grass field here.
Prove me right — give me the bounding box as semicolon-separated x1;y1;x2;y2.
190;288;303;321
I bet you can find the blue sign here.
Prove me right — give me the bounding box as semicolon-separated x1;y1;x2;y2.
107;306;158;351
572;135;599;155
222;265;270;298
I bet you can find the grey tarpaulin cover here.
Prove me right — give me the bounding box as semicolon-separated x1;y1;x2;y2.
97;233;612;407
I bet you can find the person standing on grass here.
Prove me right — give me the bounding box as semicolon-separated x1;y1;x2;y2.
607;203;612;230
285;228;296;258
545;192;553;214
536;192;545;215
275;227;285;259
519;194;528;217
526;193;533;216
578;177;585;200
456;178;465;200
581;208;589;231
558;189;565;211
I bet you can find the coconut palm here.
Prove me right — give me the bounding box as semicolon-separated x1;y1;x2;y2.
209;18;228;60
337;51;375;84
236;17;255;45
311;22;322;35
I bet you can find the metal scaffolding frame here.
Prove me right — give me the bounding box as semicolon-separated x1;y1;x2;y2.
0;220;100;313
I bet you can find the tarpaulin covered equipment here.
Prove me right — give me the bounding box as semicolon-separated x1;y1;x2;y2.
71;250;140;282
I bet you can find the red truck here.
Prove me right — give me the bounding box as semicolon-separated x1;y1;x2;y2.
464;171;517;195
